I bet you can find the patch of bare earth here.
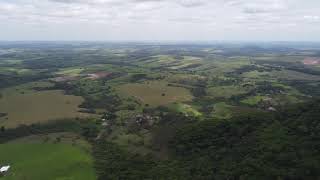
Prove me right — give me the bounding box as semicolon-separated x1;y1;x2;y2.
303;57;320;65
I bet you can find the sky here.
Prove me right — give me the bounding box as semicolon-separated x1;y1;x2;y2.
0;0;319;41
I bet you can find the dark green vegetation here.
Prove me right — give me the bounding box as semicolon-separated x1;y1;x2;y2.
1;42;320;179
94;99;320;180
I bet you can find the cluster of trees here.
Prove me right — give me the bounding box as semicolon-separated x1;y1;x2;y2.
0;119;100;144
228;64;277;76
0;73;52;89
230;81;286;106
210;77;241;86
53;80;122;111
93;141;188;180
252;81;285;94
256;60;320;76
79;93;121;112
190;87;207;98
130;73;149;82
0;112;7;118
286;80;320;97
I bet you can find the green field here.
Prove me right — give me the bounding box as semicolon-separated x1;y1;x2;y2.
273;70;320;81
207;85;247;98
212;102;233;119
0;143;96;180
0;89;90;128
168;103;202;117
116;81;193;106
241;95;269;105
56;67;85;77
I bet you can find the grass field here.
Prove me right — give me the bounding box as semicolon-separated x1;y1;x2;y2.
242;70;272;80
8;132;91;150
207;85;247;98
0;143;96;180
273;70;320;81
116;81;193;106
0;67;34;75
0;89;89;128
168;103;202;117
241;95;269;105
212;102;233;119
211;59;251;73
56;67;85;76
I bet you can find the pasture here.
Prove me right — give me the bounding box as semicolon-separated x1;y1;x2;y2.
241;95;269;106
0;88;89;128
273;70;320;81
56;67;85;77
168;103;202;117
116;81;193;106
212;102;233;119
0;143;96;180
207;85;247;98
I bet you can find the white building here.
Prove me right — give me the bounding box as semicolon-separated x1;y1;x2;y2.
0;165;10;173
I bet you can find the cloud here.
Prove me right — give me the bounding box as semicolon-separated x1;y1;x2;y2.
224;0;288;14
49;0;209;7
0;0;320;41
175;0;208;7
304;15;320;21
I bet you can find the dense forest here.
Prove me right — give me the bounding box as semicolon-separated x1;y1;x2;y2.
92;99;320;180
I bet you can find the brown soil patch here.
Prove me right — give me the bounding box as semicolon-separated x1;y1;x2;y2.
303;57;320;65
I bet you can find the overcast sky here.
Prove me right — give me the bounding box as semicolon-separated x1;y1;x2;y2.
0;0;319;41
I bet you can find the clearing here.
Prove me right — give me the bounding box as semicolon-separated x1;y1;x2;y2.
0;85;90;128
116;81;193;106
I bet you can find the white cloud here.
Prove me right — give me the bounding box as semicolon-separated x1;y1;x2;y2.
304;15;320;21
0;0;320;41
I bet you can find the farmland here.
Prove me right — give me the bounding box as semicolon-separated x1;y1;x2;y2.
116;81;193;106
0;83;91;128
0;42;320;179
0;138;96;180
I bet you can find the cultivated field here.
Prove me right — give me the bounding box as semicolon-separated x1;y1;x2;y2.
116;81;193;106
207;85;247;98
0;88;90;128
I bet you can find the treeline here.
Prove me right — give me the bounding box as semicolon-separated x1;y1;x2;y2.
0;119;100;144
52;80;122;111
228;64;279;76
93;99;320;180
256;60;320;76
0;72;52;89
229;81;286;106
285;80;320;97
